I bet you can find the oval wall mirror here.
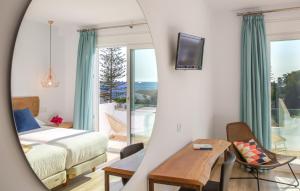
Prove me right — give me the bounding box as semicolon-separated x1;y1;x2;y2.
11;0;158;190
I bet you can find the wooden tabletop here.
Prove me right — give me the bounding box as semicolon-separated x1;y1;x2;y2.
59;122;73;128
149;139;231;189
103;150;144;178
49;122;73;128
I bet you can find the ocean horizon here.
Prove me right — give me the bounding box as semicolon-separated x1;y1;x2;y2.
100;81;158;99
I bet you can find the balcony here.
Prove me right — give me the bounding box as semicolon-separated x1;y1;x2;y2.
271;99;300;158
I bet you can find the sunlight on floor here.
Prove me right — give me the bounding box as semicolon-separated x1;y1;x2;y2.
56;152;123;191
274;176;300;191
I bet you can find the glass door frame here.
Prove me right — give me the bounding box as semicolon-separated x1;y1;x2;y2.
95;43;155;146
267;33;300;171
126;43;155;145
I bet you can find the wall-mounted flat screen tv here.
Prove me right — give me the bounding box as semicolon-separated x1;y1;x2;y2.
175;33;205;70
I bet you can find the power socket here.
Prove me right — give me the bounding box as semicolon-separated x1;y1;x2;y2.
176;123;182;133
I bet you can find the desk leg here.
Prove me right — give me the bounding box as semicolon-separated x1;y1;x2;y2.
105;172;110;191
149;179;154;191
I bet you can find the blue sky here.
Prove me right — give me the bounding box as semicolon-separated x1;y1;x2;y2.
271;40;300;81
117;48;157;82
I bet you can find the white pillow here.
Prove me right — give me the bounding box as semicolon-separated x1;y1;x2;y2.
34;117;47;126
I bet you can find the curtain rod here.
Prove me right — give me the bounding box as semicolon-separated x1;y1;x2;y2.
77;22;148;32
237;6;300;16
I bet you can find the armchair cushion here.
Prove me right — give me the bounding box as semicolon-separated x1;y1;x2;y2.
233;139;271;165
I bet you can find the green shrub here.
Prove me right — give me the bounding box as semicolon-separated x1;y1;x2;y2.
113;98;126;103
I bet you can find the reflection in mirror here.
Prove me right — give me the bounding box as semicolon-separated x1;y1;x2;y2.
11;0;157;190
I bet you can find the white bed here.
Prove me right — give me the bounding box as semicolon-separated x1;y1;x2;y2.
20;126;108;170
13;96;109;188
22;143;67;189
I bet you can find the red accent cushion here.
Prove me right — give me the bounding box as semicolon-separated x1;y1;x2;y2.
233;139;271;165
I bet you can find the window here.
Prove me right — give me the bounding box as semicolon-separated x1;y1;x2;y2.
95;46;157;151
130;48;158;144
270;39;300;158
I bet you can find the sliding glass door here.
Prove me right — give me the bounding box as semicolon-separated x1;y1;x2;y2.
129;48;157;144
96;46;157;151
270;39;300;159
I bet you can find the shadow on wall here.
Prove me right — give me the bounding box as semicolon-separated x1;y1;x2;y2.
211;115;230;139
167;25;180;68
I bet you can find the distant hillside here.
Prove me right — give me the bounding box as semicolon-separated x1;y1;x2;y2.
100;82;158;104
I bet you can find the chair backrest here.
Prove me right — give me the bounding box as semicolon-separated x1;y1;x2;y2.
226;122;263;161
120;142;144;159
226;122;260;143
120;143;144;185
219;151;236;191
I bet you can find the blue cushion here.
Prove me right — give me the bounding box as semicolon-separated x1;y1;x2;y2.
13;108;40;133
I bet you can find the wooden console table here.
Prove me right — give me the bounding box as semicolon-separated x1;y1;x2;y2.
148;139;231;191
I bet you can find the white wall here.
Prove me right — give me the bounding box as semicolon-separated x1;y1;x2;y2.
265;9;300;40
210;11;241;139
124;0;214;190
11;19;78;122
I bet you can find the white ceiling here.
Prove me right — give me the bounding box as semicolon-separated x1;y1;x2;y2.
207;0;300;11
24;0;300;27
24;0;145;27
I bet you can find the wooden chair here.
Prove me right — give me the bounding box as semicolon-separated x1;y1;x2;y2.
179;151;236;191
120;143;144;185
226;122;299;191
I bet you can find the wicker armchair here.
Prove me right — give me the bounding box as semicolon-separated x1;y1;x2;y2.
226;122;299;191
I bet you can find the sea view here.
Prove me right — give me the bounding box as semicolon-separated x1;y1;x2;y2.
100;81;158;99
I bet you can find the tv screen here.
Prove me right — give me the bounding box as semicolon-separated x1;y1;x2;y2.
175;33;205;70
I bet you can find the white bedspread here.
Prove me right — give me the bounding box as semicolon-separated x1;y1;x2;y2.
20;127;108;169
25;144;67;180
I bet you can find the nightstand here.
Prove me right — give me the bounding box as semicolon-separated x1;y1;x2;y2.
57;122;73;129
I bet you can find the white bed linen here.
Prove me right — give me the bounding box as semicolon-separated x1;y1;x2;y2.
25;144;67;180
20;126;108;169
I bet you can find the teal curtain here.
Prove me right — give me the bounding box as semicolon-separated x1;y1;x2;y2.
73;31;96;130
240;15;271;148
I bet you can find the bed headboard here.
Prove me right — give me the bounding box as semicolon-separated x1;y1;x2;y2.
12;96;40;117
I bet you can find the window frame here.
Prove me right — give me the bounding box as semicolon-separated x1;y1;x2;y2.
94;43;156;145
267;35;300;170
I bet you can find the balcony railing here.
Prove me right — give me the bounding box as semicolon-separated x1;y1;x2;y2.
271;108;300;158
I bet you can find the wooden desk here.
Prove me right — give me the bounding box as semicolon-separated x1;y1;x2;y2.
103;150;144;191
148;139;231;191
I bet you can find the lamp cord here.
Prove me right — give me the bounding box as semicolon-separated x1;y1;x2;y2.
49;22;52;78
